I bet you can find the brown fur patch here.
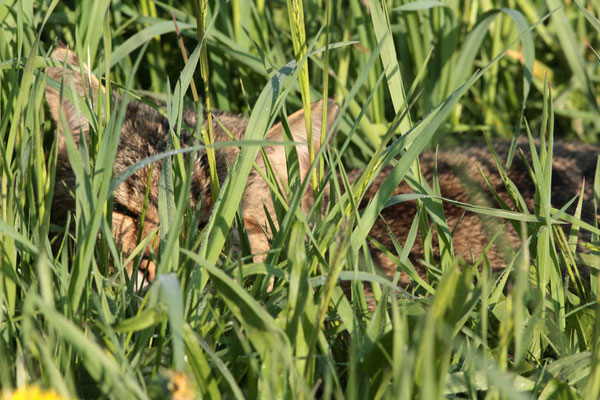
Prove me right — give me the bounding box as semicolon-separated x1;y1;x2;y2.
362;139;599;285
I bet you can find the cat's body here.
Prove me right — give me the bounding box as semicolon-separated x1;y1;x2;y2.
46;47;598;286
362;140;598;284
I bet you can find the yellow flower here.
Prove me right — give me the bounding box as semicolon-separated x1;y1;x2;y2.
1;385;66;400
166;371;194;400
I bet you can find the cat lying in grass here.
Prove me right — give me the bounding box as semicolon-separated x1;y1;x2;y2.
46;46;598;288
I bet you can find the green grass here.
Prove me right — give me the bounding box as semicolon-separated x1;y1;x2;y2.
1;0;600;398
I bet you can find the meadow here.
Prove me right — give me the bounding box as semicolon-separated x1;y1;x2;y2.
1;0;600;398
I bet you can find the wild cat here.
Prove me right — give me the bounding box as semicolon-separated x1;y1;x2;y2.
46;46;598;287
46;46;337;284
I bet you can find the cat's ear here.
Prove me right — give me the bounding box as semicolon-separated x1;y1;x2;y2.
265;99;339;180
243;99;339;262
45;46;103;139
